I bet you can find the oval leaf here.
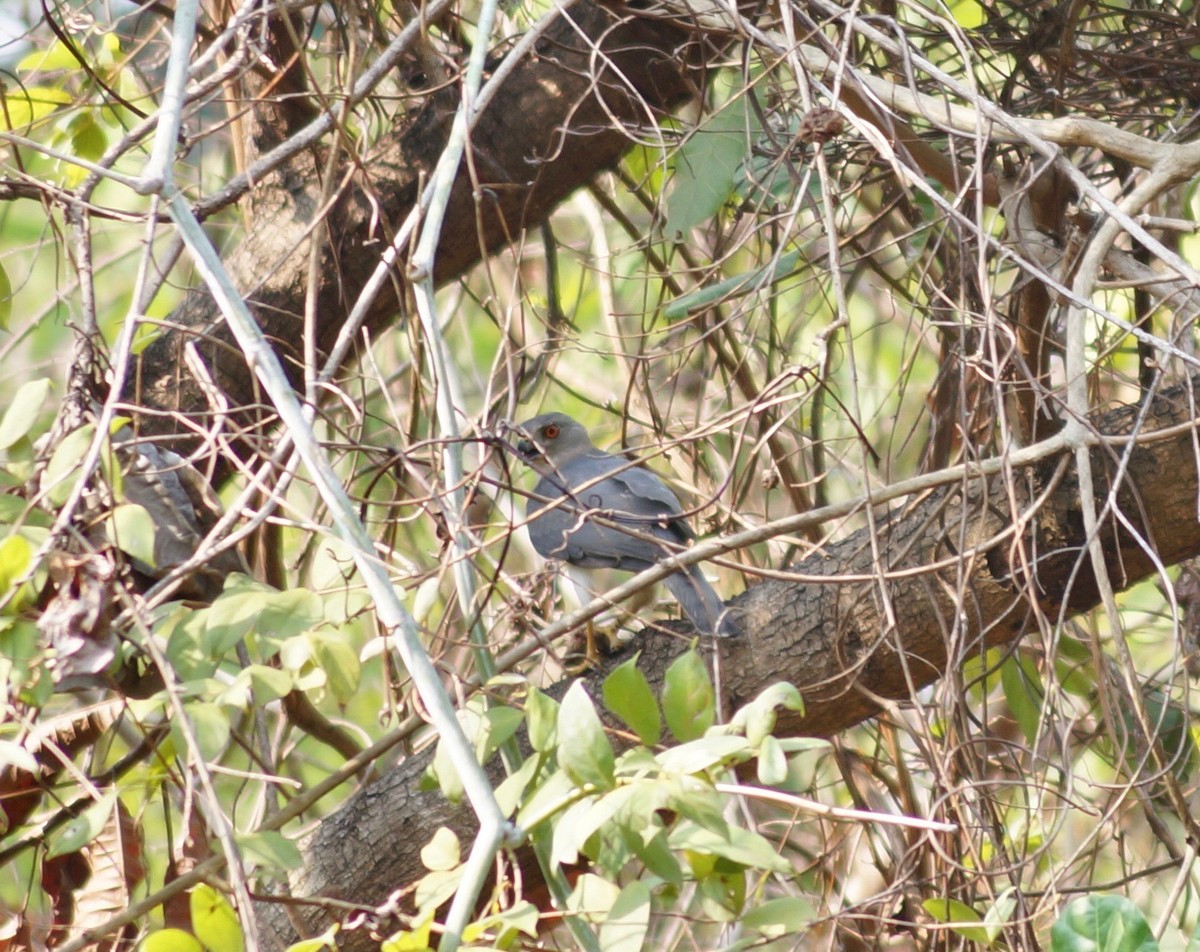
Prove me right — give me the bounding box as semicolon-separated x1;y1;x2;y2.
662;649;714;741
140;929;206;952
1050;895;1157;952
603;656;661;746
0;378;50;449
190;884;244;952
557;681;615;789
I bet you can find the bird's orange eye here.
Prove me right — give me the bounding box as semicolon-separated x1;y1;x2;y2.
543;424;559;439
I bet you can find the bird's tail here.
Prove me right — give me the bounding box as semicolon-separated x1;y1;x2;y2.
664;565;736;637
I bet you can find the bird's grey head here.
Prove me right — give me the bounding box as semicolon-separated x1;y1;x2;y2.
514;412;595;471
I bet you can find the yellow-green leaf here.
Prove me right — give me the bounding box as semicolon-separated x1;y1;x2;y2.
190;885;244;952
0;378;51;449
139;928;205;952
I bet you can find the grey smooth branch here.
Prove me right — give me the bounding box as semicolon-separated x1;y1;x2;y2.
514;412;734;637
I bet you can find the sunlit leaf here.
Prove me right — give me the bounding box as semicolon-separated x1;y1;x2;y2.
235;831;303;873
603;655;661;746
0;378;51;449
526;686;559;752
950;0;986;29
0;85;71;129
283;925;338;952
742;897;815;938
18;41;80;73
558;681;615;789
924;897;989;945
110;503;157;568
46;789;118;859
656;735;750;775
420;827;461;872
665;96;756;237
1000;652;1044;745
1049;895;1157;952
661;649;714;741
0;533;32;598
140;929;205;952
190;885;244;952
598;880;651;952
44;424;95;506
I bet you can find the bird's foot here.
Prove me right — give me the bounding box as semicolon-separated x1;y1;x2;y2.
563;620;622;673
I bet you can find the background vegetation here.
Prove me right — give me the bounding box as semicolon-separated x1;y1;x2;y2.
2;0;1200;949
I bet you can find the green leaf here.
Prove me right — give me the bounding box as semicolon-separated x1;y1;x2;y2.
63;112;108;186
173;702;230;761
18;40;81;73
110;503;157;568
214;664;284;708
666;774;728;835
551;793;602;867
482;705;524;759
190;884;245;952
669;819;791;874
742;897;815;938
311;632;361;704
0;533;32;598
205;576;322;656
494;752;541;818
665;97;755;237
558;682;615;789
0;738;38;774
695;860;745;922
598;881;651;952
380;911;434;951
163;604;217;681
0;378;49;449
515;763;579;829
627;825;683;884
985;887;1018;943
731;681;804;746
526;686;559;752
924;898;989;944
140;929;206;952
661;649;715;741
603;656;661;746
950;0;986;29
489;897;542;941
663;250;801;319
283;926;338;952
235;831;303;873
415;867;462;915
46;789;118;859
756;734;788;786
656;735;751;775
1001;652;1044;745
44;424;95;506
0;84;71;130
567;873;619;924
1050;895;1158;952
420;827;461;872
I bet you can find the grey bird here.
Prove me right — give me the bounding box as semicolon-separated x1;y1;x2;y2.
514;412;733;637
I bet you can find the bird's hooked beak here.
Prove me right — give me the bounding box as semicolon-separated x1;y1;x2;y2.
504;421;543;465
516;437;541;462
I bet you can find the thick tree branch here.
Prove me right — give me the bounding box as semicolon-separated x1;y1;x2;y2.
258;376;1200;950
128;2;701;463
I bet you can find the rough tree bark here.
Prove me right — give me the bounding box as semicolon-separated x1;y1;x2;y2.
129;1;702;464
